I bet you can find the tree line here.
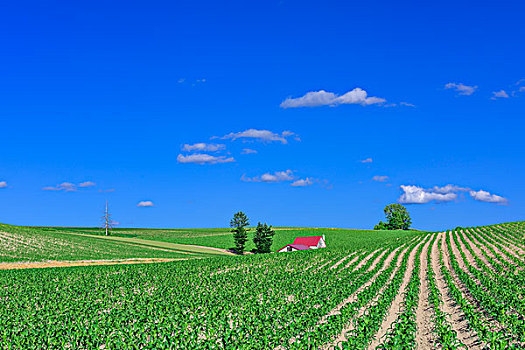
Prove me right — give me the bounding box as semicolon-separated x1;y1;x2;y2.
230;211;275;254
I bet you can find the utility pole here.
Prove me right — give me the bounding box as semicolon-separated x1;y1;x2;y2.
102;200;113;236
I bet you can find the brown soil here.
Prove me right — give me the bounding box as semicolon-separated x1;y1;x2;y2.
461;230;495;271
490;229;525;256
321;243;412;350
0;258;182;270
341;252;365;270
454;231;481;270
415;234;436;350
330;252;358;270
368;237;425;349
432;233;483;349
352;249;381;272
472;228;520;268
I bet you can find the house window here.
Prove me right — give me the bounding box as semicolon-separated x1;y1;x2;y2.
287;246;292;252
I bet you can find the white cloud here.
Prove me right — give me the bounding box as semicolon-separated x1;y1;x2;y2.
431;184;469;194
78;181;96;188
42;182;77;192
445;82;478;96
182;143;226;152
360;158;373;163
469;190;507;204
399;184;506;205
491;90;509;99
400;102;416;107
372;175;389;182
221;129;296;144
291;178;314;187
280;88;386;108
137;201;155;207
0;181;6;188
241;148;258;154
98;189;116;193
398;185;458;204
242;170;295;183
177;154;235;165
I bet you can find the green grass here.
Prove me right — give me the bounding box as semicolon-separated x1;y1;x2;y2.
0;224;200;262
40;226;420;251
1;223;421;262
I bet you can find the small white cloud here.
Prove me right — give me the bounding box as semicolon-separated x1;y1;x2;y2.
372;175;389;182
445;82;478;96
182;143;226;152
0;181;6;188
400;102;416;107
399;185;458;204
241;148;257;154
221;129;296;144
291;178;314;187
242;170;295;183
98;189;116;193
280;88;386;108
491;90;509;99
42;182;77;192
178;78;185;83
137;201;155;207
431;184;469;194
469;190;507;204
78;181;96;188
360;158;373;163
177;153;235;165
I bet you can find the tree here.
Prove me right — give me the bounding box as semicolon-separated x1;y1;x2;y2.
374;221;390;230
230;212;249;254
384;203;411;230
102;200;114;236
253;222;275;253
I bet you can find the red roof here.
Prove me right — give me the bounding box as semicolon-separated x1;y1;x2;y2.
278;244;311;251
293;236;323;246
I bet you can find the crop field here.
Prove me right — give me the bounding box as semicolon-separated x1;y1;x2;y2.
1;222;524;349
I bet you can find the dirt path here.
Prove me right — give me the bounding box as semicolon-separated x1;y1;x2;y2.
472;228;522;269
461;230;495;271
330;252;358;269
490;229;525;256
366;249;389;272
415;234;436;350
494;226;525;252
352;249;381;272
60;231;234;256
0;258;182;270
321;243;411;350
341;252;365;270
432;233;483;349
453;231;481;270
367;237;424;349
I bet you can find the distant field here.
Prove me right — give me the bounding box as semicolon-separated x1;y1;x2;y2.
48;226;420;251
0;224;223;262
1;223;417;262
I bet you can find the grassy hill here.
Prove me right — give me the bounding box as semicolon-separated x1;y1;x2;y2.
0;223;420;262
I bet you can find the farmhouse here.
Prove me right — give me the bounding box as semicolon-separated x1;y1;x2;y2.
277;235;326;252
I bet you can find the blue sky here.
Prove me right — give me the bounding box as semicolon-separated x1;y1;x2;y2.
0;0;524;231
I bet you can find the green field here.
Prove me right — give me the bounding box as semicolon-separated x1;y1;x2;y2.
1;221;524;348
0;223;418;262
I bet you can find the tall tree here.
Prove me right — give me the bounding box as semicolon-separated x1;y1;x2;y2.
230;211;249;254
253;222;275;253
384;203;412;230
102;200;114;236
